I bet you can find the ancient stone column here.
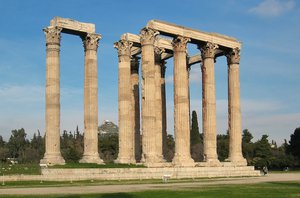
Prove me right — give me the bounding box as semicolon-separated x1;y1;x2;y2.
172;36;194;166
41;26;65;165
161;63;168;159
200;42;221;166
140;27;159;165
226;48;247;166
154;46;165;162
114;39;136;164
131;56;141;162
80;33;103;164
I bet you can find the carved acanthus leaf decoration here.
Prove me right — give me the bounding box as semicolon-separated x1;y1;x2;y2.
140;28;159;46
226;47;240;65
44;26;62;44
200;42;218;59
114;39;133;56
172;36;190;52
83;33;101;51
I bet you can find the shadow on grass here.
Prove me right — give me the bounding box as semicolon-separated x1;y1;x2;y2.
101;193;137;198
267;181;300;188
56;193;137;198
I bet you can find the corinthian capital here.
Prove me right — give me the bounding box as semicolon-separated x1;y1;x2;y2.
200;42;218;59
44;26;62;44
114;39;133;57
226;48;240;65
82;33;101;51
140;28;159;46
172;36;190;52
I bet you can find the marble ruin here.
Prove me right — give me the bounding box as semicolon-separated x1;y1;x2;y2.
41;17;103;165
42;18;247;169
115;20;247;167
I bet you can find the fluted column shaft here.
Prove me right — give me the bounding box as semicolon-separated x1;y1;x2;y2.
227;48;247;166
140;28;159;165
172;36;194;166
80;33;103;164
131;57;141;162
115;40;135;164
154;47;165;162
161;64;167;159
200;42;220;166
41;26;65;165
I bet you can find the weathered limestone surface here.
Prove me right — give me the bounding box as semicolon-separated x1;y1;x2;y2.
80;34;103;164
227;48;247;166
50;17;95;34
200;42;220;166
172;36;194;166
42;17;103;166
140;28;160;165
131;57;141;161
41;26;65;165
39;165;260;181
115;40;136;164
147;20;241;49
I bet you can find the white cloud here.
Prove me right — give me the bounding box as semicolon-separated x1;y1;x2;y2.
249;0;295;17
0;84;44;103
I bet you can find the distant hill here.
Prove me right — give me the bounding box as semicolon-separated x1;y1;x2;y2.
98;120;118;134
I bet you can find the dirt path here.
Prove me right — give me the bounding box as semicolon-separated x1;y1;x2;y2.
0;173;299;195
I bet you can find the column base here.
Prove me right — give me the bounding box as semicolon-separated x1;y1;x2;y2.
141;154;165;165
80;154;104;164
226;156;247;166
199;159;222;167
114;157;136;164
172;153;195;167
40;153;65;166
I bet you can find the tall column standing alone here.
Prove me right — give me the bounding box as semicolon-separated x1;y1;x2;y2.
227;48;247;166
200;42;220;166
131;56;141;162
114;40;136;164
140;28;159;165
41;26;65;165
172;36;194;166
80;33;103;164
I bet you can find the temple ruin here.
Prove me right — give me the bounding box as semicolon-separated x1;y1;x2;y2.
40;17;259;179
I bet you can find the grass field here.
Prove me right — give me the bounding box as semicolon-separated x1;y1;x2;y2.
1;182;300;198
0;164;41;175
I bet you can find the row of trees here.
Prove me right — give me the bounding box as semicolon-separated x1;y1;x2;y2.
190;110;300;169
0;112;299;169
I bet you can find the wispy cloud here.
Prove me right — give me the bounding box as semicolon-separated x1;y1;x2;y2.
249;0;295;17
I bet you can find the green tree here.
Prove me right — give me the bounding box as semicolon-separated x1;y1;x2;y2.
251;134;272;167
0;136;9;162
165;134;175;162
0;135;5;147
242;129;255;164
217;133;229;161
288;127;300;160
190;111;201;146
7;128;29;161
61;129;82;163
190;110;203;161
99;133;118;162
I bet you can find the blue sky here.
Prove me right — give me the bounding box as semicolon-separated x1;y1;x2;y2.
0;0;299;144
